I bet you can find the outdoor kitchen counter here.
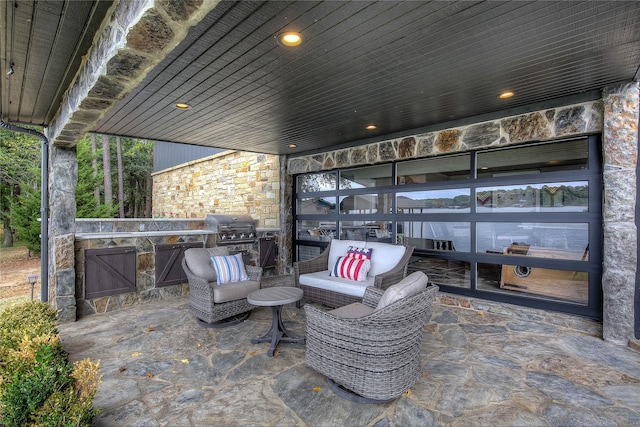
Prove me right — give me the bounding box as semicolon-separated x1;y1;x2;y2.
74;230;216;240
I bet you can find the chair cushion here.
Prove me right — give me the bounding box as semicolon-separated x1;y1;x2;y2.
375;271;429;311
184;248;218;282
330;256;371;281
365;242;407;277
298;271;373;297
211;253;250;284
213;280;260;303
328;302;375;318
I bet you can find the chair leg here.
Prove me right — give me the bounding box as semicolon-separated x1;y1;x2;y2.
196;311;250;328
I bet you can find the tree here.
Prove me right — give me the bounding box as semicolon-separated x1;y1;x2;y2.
121;138;153;218
9;186;41;255
116;136;125;218
0;127;40;247
76;136;117;218
90;133;100;207
102;134;112;205
76;135;153;218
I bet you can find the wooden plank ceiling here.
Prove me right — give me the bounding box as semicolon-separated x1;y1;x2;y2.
3;1;640;155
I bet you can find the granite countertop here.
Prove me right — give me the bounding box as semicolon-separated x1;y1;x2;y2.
75;230;216;240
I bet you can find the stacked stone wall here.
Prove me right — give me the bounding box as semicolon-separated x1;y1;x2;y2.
288;100;603;174
152;151;280;228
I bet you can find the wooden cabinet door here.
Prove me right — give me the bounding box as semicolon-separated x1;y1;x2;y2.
155;242;201;287
85;247;136;298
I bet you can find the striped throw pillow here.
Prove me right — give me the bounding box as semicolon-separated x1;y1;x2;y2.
211;253;250;285
346;246;373;260
330;256;371;281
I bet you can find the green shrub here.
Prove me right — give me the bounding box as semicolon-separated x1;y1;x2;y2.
0;302;101;426
0;301;57;350
31;359;102;426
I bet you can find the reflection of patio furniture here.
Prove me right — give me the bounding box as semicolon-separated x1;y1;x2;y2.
305;272;439;403
500;244;588;303
294;239;414;308
182;247;262;327
247;287;305;356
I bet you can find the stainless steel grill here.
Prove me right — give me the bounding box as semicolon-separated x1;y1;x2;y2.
204;214;257;246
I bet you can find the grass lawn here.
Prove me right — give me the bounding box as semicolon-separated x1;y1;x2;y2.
0;240;41;313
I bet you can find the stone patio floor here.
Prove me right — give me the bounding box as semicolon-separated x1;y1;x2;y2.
59;277;640;426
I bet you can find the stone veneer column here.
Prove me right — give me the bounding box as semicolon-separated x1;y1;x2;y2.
602;82;639;345
279;155;293;275
48;145;78;322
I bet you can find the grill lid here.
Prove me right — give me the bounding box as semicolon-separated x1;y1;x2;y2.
205;214;256;232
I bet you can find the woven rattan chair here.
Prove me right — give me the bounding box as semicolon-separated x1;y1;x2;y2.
294;241;414;308
182;247;262;328
304;275;438;403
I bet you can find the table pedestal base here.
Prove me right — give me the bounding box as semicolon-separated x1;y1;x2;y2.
251;305;305;356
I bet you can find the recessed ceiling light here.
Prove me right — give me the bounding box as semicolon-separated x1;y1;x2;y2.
175;103;191;109
366;124;377;130
278;31;303;47
499;91;515;99
288;144;297;148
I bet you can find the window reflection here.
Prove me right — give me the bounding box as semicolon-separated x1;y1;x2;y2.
477;222;589;257
340;221;392;242
477;262;588;305
340;165;392;189
296;220;336;241
477;139;588;177
397;189;471;213
397;154;469;184
409;258;470;288
297;172;337;192
340;194;392;214
476;182;588;212
400;221;470;252
297;197;336;215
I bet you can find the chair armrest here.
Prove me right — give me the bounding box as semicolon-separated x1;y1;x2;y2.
362;287;384;308
372;245;415;290
245;265;263;284
182;257;213;296
294;244;331;283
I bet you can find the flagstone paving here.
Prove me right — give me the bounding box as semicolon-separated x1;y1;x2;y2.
59;278;640;427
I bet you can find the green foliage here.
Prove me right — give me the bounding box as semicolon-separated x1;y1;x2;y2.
9;186;42;254
0;128;41;245
121;137;154;217
1;337;72;426
76;135;153;218
32;359;102;426
76;136;118;218
0;301;57;351
0;302;101;427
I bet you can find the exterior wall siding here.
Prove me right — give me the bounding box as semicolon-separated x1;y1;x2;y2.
152;150;280;229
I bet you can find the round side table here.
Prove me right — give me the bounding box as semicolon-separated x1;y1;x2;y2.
247;287;305;357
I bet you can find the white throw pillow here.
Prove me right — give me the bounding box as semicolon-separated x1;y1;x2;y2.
375;271;429;311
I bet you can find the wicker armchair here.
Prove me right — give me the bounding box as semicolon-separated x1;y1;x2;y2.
304;274;438;403
294;241;414;308
182;247;262;328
